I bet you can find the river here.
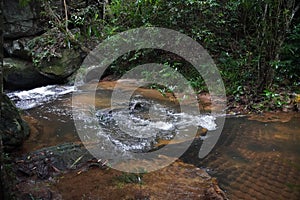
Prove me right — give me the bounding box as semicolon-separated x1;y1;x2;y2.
7;83;300;199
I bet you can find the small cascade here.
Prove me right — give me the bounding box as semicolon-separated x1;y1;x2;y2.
7;85;75;110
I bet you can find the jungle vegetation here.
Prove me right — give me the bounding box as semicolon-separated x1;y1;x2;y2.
6;0;300;111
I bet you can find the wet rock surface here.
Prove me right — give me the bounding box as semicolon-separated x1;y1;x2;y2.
51;165;224;200
12;143;107;199
0;94;29;151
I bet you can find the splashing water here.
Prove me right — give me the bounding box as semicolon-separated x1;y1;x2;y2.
7;85;75;110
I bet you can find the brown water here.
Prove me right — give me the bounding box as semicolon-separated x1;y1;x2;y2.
21;93;80;152
17;83;300;199
197;114;300;199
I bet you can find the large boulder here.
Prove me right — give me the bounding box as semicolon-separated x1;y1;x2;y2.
0;94;29;151
3;0;43;39
28;28;84;81
3;58;56;90
38;48;83;80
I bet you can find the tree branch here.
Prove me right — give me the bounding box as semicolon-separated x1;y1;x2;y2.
43;1;91;53
63;0;68;32
291;3;300;21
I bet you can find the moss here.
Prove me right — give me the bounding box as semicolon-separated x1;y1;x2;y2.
40;49;81;77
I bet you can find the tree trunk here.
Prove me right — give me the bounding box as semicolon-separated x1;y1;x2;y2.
257;62;274;92
253;0;299;92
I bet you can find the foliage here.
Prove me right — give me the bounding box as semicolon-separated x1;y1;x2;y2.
237;0;299;91
106;0;299;94
250;89;291;111
17;0;300;111
114;170;146;188
279;22;300;88
69;4;105;40
27;28;73;67
115;172;143;184
19;0;31;7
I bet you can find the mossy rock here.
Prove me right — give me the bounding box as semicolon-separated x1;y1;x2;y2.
0;94;29;152
27;28;83;81
39;48;82;80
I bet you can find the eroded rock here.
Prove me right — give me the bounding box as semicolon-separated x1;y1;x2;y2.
14;143;106;180
3;0;43;39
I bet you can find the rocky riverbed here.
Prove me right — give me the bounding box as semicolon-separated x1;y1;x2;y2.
10;143;227;200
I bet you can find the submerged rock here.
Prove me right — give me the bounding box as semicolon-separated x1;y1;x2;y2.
0;94;29;151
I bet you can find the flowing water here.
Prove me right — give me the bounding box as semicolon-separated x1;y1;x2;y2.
7;83;300;199
184;114;300;199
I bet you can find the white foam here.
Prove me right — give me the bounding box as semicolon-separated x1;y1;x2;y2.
7;85;75;109
173;113;217;131
11;85;55;100
150;121;174;130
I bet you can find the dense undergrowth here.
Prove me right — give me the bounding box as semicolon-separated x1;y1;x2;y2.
21;0;300;112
